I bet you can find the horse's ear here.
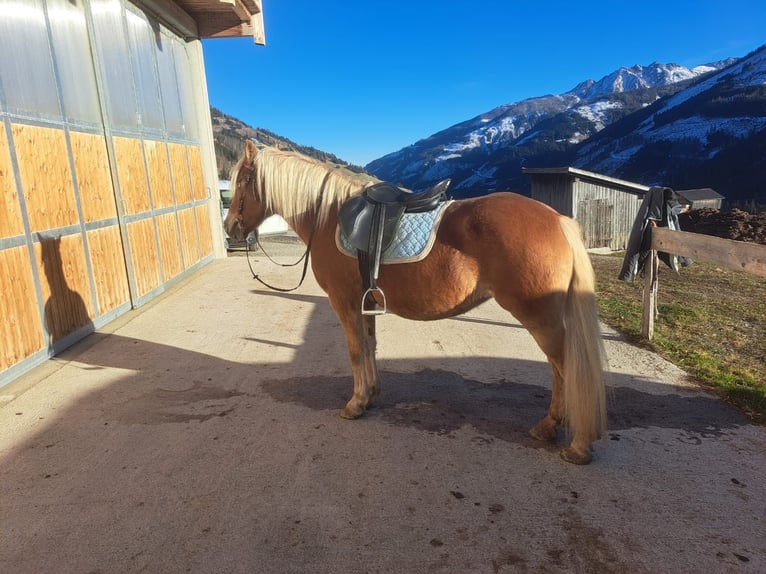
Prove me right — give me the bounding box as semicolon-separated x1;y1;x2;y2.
244;140;258;165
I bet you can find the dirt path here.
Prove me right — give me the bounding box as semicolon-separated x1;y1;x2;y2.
1;242;764;573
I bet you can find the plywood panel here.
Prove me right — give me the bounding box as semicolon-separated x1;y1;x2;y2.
71;131;117;223
156;212;183;281
34;234;94;343
87;226;130;314
12;124;78;232
177;207;199;268
195;204;214;258
113;136;150;215
144;140;174;209
0;246;44;370
188;145;206;201
0;127;24;238
169;142;192;205
126;218;161;297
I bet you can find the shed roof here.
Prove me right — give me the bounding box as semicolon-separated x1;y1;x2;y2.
136;0;265;43
675;188;725;202
522;166;650;193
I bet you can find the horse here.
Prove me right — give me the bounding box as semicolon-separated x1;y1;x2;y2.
224;140;607;464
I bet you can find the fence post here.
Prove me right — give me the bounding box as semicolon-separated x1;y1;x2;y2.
641;227;659;340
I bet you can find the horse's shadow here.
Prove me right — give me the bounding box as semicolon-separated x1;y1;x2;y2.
253;287;750;448
261;366;750;451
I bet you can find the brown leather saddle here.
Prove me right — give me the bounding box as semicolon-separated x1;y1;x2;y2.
338;179;450;315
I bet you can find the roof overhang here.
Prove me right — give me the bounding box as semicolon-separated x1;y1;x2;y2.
134;0;265;44
522;166;650;193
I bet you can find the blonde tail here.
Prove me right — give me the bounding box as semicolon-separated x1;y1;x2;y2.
558;217;607;459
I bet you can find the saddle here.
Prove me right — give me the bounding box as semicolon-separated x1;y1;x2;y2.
338;179;451;315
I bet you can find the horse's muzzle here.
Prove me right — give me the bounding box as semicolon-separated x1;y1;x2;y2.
224;216;244;241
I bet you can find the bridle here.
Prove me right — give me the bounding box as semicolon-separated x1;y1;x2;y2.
234;162;258;240
234;160;330;293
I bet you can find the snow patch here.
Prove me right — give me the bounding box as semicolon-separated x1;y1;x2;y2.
574;100;623;130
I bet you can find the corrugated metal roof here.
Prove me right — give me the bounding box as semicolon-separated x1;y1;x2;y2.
522;166;650;193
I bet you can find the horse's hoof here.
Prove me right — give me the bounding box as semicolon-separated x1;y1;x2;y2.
560;446;592;465
529;419;558;443
340;403;365;420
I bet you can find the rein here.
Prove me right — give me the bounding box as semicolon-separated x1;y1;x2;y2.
240;165;333;293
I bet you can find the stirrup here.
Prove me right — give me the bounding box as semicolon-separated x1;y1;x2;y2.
361;287;387;316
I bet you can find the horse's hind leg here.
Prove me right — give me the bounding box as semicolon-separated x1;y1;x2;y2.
500;299;567;445
529;360;565;443
526;323;594;465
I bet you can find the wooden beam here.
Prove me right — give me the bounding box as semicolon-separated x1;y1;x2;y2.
651;227;766;277
202;23;254;38
250;0;265;45
133;0;198;40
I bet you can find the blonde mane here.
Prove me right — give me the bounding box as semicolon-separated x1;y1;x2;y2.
246;146;376;228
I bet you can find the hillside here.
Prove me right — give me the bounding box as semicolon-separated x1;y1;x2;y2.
210;47;765;206
210;107;365;179
364;47;765;205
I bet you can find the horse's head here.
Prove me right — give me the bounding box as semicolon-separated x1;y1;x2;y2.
223;139;268;241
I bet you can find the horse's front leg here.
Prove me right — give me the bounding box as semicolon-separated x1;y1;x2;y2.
334;305;379;419
362;314;380;397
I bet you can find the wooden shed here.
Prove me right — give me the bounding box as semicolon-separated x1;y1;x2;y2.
522;167;650;251
675;188;724;210
0;0;265;387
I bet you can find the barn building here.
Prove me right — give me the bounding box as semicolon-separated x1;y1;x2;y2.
0;0;265;387
675;188;725;210
523;166;650;251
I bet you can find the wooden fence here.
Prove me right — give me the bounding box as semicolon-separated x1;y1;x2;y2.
641;227;766;339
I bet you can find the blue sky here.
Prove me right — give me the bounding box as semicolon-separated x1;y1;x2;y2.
202;0;766;167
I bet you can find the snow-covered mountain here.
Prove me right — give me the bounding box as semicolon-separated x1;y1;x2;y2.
365;52;763;201
572;48;766;198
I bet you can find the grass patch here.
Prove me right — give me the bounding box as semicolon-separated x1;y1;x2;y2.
591;253;766;423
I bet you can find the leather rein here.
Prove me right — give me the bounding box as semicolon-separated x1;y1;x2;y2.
235;162;329;293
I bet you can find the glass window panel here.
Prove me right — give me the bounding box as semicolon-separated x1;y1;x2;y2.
174;40;197;140
48;0;101;124
125;8;163;130
89;0;138;128
157;32;183;135
0;0;60;116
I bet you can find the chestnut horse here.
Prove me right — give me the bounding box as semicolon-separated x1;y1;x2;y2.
224;140;607;464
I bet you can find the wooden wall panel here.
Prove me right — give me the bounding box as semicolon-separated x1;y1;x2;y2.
169;143;192;205
113;136;150;215
145;140;174;209
188;145;206;201
0;246;44;370
34;234;94;343
0;127;24;238
195;204;214;258
87;226;130;314
13;124;78;232
156;212;183;281
71;132;117;223
177;208;200;268
126;219;161;297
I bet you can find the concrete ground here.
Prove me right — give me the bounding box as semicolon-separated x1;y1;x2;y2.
1;236;764;573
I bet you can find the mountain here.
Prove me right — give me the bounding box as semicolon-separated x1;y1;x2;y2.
364;51;766;205
210;107;365;179
571;48;766;203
